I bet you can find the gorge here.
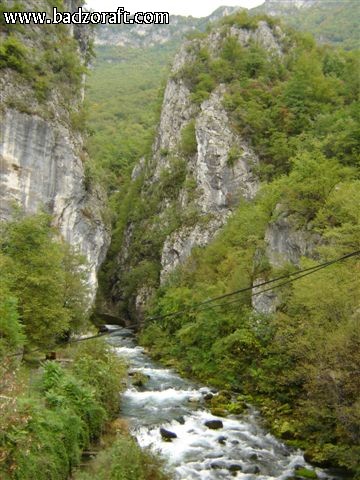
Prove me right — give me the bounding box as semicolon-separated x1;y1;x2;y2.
0;0;359;479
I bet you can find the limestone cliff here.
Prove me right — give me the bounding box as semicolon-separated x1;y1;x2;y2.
110;17;287;321
0;0;110;297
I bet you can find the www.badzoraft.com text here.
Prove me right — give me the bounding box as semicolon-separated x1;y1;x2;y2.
2;7;170;25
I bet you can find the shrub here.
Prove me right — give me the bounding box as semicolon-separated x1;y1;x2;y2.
74;435;172;480
179;120;197;156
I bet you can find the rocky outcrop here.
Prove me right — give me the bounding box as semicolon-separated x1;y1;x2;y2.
111;19;285;319
251;211;322;315
264;212;321;268
0;0;110;298
155;19;285;283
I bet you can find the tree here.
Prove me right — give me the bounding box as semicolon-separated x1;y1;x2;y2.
0;212;90;350
0;254;25;359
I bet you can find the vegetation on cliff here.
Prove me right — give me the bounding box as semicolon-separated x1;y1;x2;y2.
132;11;360;474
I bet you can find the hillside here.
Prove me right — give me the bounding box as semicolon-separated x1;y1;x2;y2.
95;6;241;48
254;0;360;50
101;9;360;474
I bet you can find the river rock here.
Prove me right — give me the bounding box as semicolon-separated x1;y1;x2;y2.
204;393;214;401
204;419;223;430
217;435;227;445
229;464;243;472
211;460;227;469
294;467;318;479
176;416;186;424
160;427;177;441
243;465;261;474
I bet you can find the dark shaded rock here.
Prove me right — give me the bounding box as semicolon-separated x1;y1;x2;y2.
132;372;150;387
98;325;109;333
204;393;214;401
204;419;223;430
211;460;227;469
229;464;242;472
231;440;240;445
160;427;177;441
176;416;185;424
249;453;258;461
217;435;227;445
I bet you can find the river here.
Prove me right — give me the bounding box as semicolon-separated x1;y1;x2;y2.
107;326;341;480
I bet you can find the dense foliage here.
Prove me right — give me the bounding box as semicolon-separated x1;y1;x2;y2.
0;0;90;114
74;434;171;480
0;212;90;354
253;0;360;51
0;340;126;480
135;12;360;475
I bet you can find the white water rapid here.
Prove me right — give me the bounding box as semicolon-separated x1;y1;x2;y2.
107;326;342;480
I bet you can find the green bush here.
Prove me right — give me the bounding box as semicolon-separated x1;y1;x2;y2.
0;339;126;480
72;340;126;417
0;212;90;351
179;120;197;156
0;35;29;74
74;435;171;480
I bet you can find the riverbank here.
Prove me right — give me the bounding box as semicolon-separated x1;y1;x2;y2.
96;327;341;480
0;339;125;479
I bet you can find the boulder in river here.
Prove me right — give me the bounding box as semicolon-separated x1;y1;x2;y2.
243;465;261;474
217;435;227;445
176;416;185;424
294;467;318;479
229;464;242;472
211;460;228;469
160;427;177;441
132;372;150;387
204;419;223;430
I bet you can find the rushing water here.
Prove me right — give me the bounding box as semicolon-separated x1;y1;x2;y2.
107;326;339;480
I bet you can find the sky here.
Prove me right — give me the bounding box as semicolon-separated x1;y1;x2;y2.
85;1;265;18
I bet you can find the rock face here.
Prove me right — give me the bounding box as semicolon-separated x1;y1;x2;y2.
0;0;110;299
0;110;109;293
154;20;284;283
251;212;322;315
111;19;285;321
265;213;321;268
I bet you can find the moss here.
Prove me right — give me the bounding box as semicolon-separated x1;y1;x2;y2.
132;371;149;387
294;467;318;479
210;407;228;417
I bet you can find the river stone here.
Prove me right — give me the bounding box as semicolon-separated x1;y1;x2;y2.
204;393;214;401
229;464;242;472
217;435;227;445
176;416;185;424
243;465;261;474
160;427;177;441
211;460;227;469
204;419;223;430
